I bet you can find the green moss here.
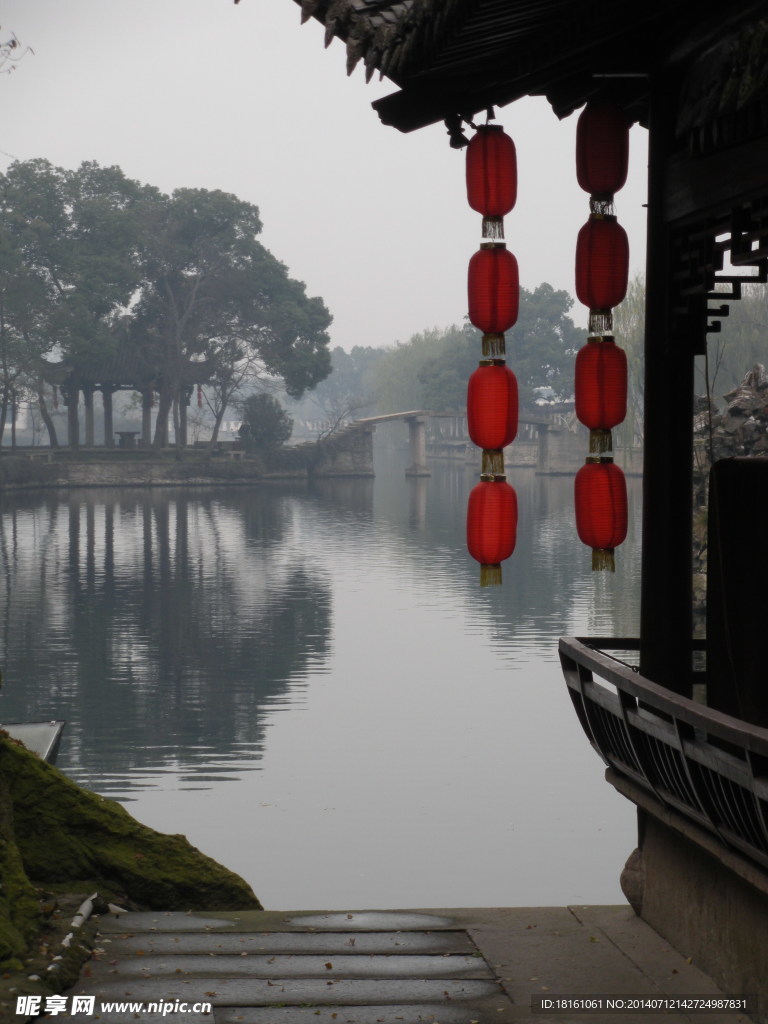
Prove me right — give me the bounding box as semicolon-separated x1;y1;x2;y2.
0;767;42;962
0;735;261;969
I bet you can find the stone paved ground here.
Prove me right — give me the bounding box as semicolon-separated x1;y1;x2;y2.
45;906;754;1024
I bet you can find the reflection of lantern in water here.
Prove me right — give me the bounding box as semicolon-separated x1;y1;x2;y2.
466;477;518;587
574;458;628;571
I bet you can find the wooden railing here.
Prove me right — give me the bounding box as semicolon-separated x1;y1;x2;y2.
559;636;768;871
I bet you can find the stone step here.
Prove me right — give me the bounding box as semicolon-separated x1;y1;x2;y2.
100;929;476;956
69;976;507;1008
73;910;514;1021
86;952;493;980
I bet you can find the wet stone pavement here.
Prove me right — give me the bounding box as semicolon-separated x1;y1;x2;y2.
57;906;751;1024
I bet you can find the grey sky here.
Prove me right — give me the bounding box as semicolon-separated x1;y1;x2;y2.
2;0;648;352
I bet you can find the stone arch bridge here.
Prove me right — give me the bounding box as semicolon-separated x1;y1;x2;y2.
309;409;569;477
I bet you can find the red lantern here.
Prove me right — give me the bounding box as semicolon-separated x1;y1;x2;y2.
466;125;517;237
576;103;629;197
468;243;519;334
467;478;518;586
575;339;627;451
574;459;628;571
575;215;629;311
197;384;203;408
467;361;518;452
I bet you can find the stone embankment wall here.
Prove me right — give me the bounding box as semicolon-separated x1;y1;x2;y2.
0;425;376;489
0;456;267;489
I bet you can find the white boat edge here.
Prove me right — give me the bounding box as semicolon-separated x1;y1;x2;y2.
1;721;66;763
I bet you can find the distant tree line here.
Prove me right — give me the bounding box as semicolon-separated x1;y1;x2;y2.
0;159;332;448
286;283;585;433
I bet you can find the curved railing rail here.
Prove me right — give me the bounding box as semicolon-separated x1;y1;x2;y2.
559;636;768;871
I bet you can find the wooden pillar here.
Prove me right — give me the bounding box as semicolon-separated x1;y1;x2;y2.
102;387;115;448
67;384;80;450
178;385;193;449
83;385;95;448
639;70;694;696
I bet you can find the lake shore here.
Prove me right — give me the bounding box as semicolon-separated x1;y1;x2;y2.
0;451;310;489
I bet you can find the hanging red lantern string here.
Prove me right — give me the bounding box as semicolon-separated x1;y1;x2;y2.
573;100;631;569
576;102;630;208
467;476;518;586
468;242;519;357
197;384;203;408
463;121;521;586
466;124;518;239
574;337;628;453
574;458;628;572
467;360;519;475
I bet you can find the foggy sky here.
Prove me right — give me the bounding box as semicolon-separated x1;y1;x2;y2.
2;0;649;351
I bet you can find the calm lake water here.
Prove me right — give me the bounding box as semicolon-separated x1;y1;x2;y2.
0;446;641;910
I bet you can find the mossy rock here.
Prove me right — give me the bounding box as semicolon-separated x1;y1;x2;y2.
0;768;42;963
0;735;261;967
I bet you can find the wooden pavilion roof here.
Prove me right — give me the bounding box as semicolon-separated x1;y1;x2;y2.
38;349;213;390
293;0;768;137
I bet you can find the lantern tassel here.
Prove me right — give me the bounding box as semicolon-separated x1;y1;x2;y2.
481;449;505;476
480;564;503;586
592;548;616;572
589;195;615;217
589;428;613;454
588;309;613;335
481;332;506;358
481;214;505;239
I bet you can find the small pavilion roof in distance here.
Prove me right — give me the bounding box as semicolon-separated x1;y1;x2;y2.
38;348;213;391
293;0;767;135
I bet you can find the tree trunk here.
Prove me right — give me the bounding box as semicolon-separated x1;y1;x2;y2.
83;386;95;447
0;388;7;447
172;391;183;461
37;378;59;448
142;389;153;447
152;384;172;448
209;405;226;448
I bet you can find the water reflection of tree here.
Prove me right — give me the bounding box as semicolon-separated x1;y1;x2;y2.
0;489;331;783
